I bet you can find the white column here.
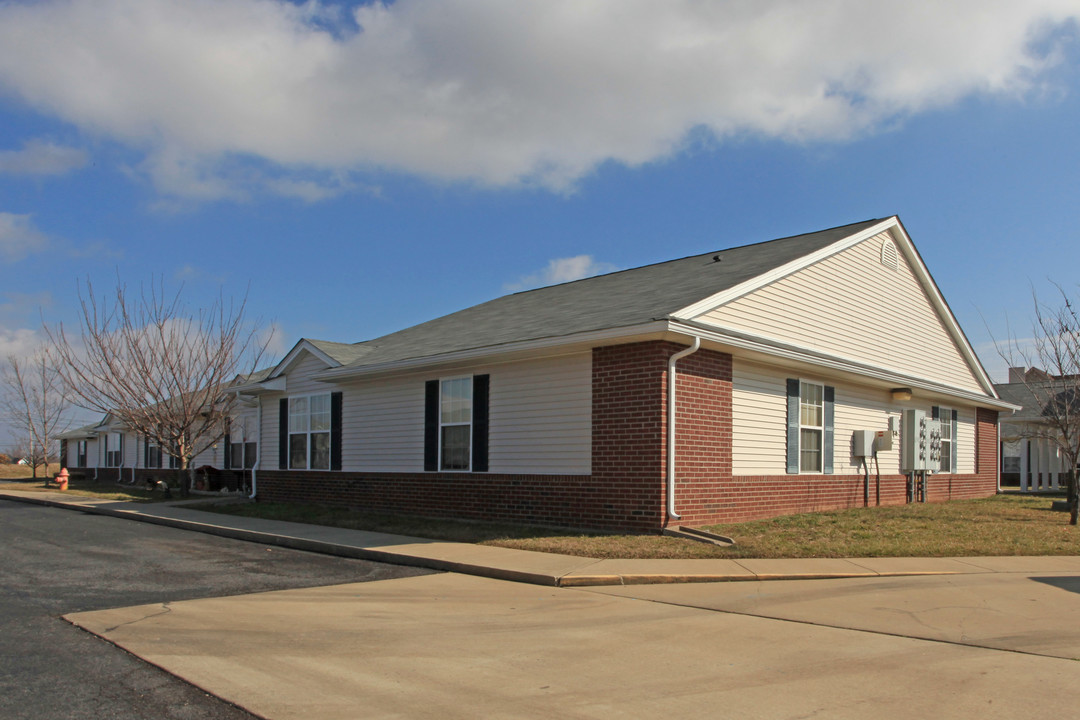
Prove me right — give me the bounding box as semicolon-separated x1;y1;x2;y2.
1039;439;1051;491
1020;439;1030;493
1051;445;1062;491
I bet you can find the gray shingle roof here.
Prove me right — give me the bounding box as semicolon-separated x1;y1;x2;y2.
306;339;374;366
996;381;1080;423
330;218;884;369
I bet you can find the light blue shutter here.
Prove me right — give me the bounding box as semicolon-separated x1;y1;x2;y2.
951;409;958;473
786;379;800;473
823;386;835;474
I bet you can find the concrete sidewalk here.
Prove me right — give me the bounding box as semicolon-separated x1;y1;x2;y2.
5;488;1079;586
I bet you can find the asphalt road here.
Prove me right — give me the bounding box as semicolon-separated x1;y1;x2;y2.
0;499;433;720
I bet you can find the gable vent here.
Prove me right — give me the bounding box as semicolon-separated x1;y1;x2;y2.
880;239;899;271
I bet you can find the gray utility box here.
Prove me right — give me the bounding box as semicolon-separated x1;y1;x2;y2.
900;408;942;473
852;429;876;458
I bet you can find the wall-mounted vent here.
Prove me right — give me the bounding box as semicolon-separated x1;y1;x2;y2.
880;239;899;271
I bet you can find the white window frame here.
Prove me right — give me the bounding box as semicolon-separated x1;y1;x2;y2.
76;440;88;468
799;380;824;473
288;393;332;471
105;432;123;468
939;406;953;473
439;376;473;472
147;439;162;469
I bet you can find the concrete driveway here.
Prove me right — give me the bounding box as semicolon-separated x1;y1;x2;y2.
67;571;1080;720
589;562;1080;660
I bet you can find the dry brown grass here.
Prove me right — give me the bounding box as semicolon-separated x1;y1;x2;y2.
0;470;173;503
197;494;1080;559
0;464;42;480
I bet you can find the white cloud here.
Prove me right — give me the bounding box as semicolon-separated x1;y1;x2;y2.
0;0;1076;200
0;139;87;176
506;255;618;292
0;213;50;261
0;327;43;361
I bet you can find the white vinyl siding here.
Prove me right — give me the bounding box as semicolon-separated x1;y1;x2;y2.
733;361;977;476
267;350;592;475
696;232;984;394
487;353;592;475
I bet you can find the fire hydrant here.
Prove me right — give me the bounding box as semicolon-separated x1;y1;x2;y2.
55;468;69;491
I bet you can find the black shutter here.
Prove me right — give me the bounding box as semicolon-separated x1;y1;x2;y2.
144;437;149;468
786;379;800;474
279;399;288;470
932;405;940;420
424;380;439;471
223;433;231;469
951;409;958;473
472;374;490;472
331;391;343;471
823;386;835;474
60;440;68;470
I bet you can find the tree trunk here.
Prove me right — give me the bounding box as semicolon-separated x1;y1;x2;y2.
1067;469;1079;526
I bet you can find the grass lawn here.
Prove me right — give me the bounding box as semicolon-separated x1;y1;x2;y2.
0;465;173;503
196;494;1080;559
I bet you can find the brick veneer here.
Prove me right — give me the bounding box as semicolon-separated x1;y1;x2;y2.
254;339;1001;533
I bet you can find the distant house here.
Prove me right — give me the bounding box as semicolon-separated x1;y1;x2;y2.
57;395;255;492
211;216;1012;532
995;367;1078;492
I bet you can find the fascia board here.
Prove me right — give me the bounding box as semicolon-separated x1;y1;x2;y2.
886;218;999;398
672;218;898;319
678;319;1019;411
312;320;672;382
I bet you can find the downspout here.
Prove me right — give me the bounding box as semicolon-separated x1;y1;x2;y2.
249;395;262;500
996;417;1002;493
667;336;701;522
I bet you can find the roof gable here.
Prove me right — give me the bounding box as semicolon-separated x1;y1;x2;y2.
686;217;994;395
268;338;364;379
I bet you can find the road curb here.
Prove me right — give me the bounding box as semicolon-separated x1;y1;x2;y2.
0;492;965;587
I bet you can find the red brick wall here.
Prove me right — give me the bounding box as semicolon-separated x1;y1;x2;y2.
256;471;599;530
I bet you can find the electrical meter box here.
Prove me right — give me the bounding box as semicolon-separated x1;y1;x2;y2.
900;409;942;473
852;430;875;457
875;417;897;452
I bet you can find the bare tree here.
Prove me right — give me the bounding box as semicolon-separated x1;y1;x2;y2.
1;349;72;479
999;283;1080;525
46;278;267;495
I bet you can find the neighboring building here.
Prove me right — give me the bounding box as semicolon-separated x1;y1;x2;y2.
996;367;1077;492
221;216;1012;532
57;405;249;491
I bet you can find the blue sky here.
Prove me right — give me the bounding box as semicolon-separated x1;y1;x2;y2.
2;1;1080;445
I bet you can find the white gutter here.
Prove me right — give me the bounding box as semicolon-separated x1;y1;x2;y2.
249;395;262;500
667;336;701;521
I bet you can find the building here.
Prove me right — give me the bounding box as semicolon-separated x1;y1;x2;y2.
212;216;1012;532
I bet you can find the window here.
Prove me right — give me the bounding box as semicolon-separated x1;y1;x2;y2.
76;440;87;468
787;379;834;474
229;441;257;469
288;394;331;470
799;381;824;472
146;441;162;469
424;375;489;473
105;433;123;467
440;377;472;470
230;442;243;469
935;406;956;473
